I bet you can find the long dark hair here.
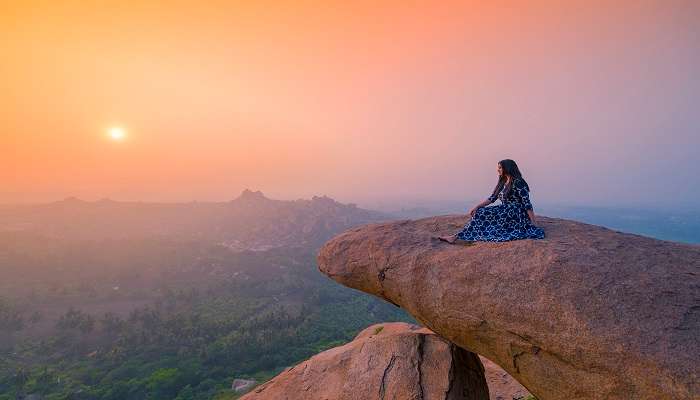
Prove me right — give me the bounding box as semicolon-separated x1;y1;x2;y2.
490;159;530;200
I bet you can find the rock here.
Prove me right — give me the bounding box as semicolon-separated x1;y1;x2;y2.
317;215;700;400
232;378;256;393
240;321;490;400
479;356;530;400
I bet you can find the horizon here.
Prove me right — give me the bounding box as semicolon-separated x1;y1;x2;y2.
3;188;700;215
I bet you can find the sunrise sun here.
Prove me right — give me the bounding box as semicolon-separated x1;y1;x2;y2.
107;127;127;141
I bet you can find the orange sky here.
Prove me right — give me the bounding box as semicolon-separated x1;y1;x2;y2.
2;1;699;207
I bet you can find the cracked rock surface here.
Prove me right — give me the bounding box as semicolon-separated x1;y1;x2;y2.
240;322;489;400
317;215;700;400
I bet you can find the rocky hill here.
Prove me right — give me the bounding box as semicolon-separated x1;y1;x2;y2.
0;189;390;248
240;321;530;400
317;215;700;400
240;322;490;400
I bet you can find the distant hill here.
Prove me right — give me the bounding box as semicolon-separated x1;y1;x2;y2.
0;189;392;249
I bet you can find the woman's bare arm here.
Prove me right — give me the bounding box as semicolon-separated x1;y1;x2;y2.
469;199;492;217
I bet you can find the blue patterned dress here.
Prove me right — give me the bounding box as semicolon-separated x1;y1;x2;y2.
456;178;545;242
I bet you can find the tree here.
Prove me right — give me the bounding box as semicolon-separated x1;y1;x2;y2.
146;368;182;399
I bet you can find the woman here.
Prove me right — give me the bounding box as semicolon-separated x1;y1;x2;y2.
437;159;545;243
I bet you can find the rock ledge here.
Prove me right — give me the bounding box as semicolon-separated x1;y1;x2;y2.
317;215;700;400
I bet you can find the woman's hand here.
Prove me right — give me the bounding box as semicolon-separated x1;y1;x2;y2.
469;200;490;217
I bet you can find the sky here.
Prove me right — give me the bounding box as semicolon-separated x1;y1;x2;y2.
2;0;699;209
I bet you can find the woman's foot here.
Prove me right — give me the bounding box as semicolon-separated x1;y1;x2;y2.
439;236;455;244
432;235;476;246
433;234;458;244
434;235;474;246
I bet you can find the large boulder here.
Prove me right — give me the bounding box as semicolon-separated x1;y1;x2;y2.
240;322;490;400
317;215;700;400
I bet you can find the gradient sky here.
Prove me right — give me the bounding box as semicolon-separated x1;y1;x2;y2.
2;1;699;209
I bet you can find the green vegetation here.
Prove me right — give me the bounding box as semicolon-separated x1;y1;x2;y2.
0;240;416;399
1;280;414;399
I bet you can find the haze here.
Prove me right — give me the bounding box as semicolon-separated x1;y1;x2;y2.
2;1;699;209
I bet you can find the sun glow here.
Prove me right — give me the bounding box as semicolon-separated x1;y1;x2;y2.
107;127;127;141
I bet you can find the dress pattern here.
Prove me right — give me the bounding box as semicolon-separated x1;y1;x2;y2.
456;178;545;242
